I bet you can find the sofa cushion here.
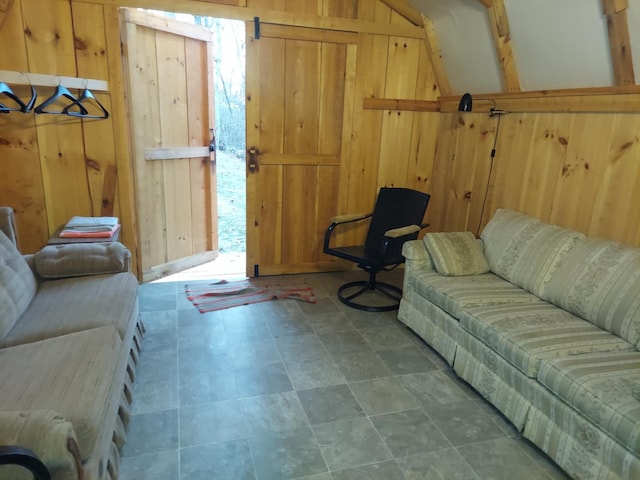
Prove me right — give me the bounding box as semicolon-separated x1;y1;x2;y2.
543;237;640;348
410;269;541;318
423;232;490;276
0;230;37;339
34;242;130;279
0;327;123;463
0;272;138;348
480;209;584;298
537;351;640;454
459;302;635;377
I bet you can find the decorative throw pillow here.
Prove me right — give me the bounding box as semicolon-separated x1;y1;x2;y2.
423;231;490;276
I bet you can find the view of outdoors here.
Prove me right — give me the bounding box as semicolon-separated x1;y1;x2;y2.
153;11;247;254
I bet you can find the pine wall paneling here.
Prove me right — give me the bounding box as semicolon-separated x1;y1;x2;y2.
11;0;639;277
431;104;640;248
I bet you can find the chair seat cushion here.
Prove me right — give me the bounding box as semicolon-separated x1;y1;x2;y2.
537;351;640;453
459;302;635;378
324;245;402;268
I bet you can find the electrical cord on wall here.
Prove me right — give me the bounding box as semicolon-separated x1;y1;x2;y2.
476;110;502;236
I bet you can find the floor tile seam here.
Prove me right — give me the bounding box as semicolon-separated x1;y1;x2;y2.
346;375;422;415
305;419;370;479
329;458;410;480
363;414;397;462
394;449;482;480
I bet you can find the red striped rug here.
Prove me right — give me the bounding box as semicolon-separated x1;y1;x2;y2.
185;278;316;313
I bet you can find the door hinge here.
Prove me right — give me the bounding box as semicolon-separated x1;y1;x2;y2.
254;16;260;40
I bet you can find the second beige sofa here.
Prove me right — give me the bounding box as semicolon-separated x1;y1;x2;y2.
0;207;144;480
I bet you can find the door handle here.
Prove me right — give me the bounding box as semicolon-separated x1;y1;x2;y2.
248;147;259;173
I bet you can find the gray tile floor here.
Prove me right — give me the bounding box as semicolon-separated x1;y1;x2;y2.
120;270;570;480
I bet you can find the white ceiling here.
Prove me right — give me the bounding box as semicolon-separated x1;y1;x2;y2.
411;0;640;94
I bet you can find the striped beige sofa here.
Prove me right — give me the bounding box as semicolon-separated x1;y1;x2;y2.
399;209;640;480
0;207;144;480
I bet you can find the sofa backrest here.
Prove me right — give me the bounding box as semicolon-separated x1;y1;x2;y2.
480;209;584;298
0;229;38;339
543;237;640;348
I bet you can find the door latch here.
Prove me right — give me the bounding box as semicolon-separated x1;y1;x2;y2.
248;147;259;172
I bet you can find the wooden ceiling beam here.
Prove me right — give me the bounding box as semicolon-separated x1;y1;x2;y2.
379;0;424;26
602;0;635;85
482;0;520;92
79;0;424;38
421;14;452;96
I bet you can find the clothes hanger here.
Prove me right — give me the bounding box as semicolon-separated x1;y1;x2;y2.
34;82;88;115
62;87;109;119
0;82;37;113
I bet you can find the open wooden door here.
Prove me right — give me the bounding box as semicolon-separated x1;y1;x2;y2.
121;9;218;282
245;22;357;276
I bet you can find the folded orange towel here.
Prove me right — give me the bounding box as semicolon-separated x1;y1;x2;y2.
60;223;121;238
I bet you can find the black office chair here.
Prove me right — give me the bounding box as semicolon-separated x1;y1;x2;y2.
323;187;430;312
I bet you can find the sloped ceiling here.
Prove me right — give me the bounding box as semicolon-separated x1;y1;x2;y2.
411;0;640;94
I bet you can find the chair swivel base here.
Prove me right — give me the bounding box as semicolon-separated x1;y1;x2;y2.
337;280;402;312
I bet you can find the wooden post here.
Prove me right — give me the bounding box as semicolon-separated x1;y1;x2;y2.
602;0;635;86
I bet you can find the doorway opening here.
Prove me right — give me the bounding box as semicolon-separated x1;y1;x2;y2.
148;13;246;283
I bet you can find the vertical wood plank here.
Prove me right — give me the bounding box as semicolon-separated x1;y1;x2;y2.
258;165;283;266
258;36;285;154
22;0;88;234
185;37;210;254
282;165;316;264
21;0;76;76
314;164;340;261
245;22;261;274
318;42;346;156
156;30;192;261
0;1;47;252
71;2;109;80
72;3;116;218
406;111;439;229
284;39;319;154
123;21;167;270
105;5;139;272
378;109;412;188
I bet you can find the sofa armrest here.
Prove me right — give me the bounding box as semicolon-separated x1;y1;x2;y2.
0;445;51;480
0;410;81;480
402;240;434;271
34;242;131;279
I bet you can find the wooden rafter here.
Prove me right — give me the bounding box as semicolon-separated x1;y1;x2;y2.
481;0;520;92
421;14;452;96
602;0;635;85
379;0;423;26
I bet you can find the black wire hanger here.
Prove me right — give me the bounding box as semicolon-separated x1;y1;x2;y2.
0;82;37;113
62;87;109;119
34;83;88;115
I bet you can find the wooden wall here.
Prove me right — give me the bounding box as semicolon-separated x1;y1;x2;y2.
4;0;637;278
0;0;439;276
430;98;640;248
0;1;136;260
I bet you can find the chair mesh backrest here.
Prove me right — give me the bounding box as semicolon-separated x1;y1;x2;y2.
364;187;430;259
